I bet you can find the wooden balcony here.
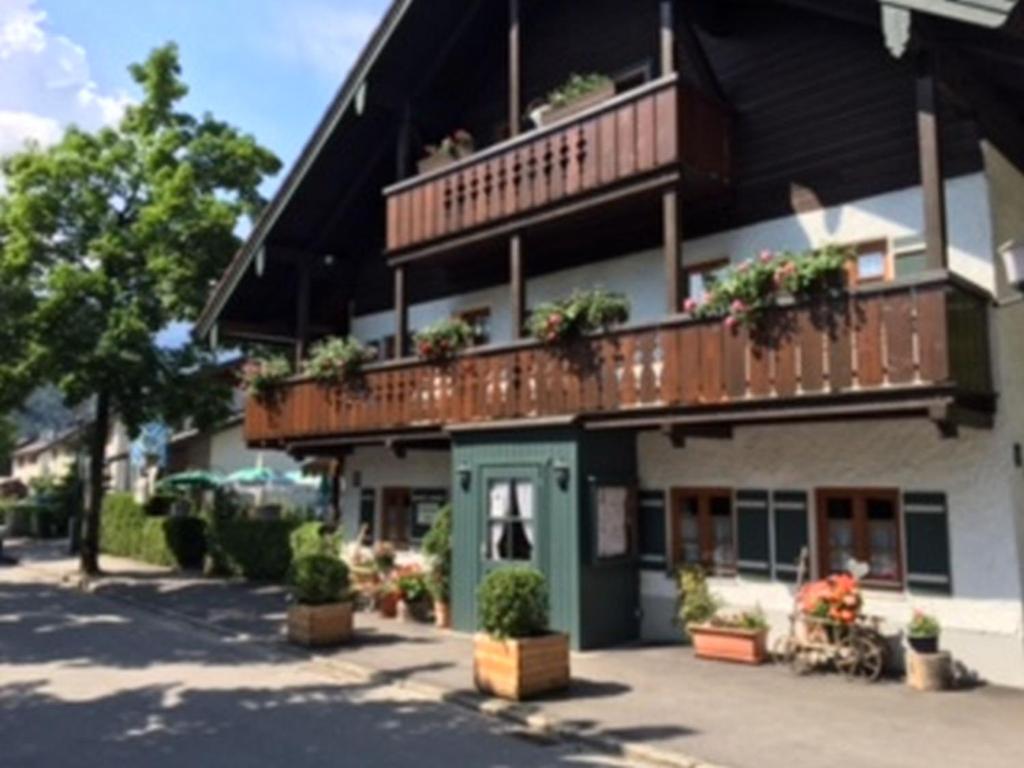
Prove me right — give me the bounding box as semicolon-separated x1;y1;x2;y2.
246;275;993;450
383;74;730;259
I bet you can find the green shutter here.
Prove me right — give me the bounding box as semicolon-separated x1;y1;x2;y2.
904;492;952;594
637;490;667;571
737;490;770;577
772;491;808;583
359;489;376;542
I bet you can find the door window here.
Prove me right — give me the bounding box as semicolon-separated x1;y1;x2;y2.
486;479;535;562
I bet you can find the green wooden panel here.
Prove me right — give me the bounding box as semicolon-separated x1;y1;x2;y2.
772;490;809;583
904;492;952;594
637;490;667;571
736;490;770;577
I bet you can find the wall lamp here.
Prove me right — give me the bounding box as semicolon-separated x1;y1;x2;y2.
457;463;472;491
1000;240;1024;290
553;460;571;491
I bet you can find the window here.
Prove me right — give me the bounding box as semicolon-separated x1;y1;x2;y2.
848;240;892;285
682;259;729;307
410;488;448;542
457;307;492;347
637;490;668;571
487;479;535;562
816;489;902;588
381;487;411;547
670;488;735;574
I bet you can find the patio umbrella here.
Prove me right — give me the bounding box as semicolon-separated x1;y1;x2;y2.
226;467;294;487
158;470;224;491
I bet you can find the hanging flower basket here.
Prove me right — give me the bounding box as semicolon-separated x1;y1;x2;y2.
415;317;474;363
303;336;377;385
240;355;292;401
527;288;631;345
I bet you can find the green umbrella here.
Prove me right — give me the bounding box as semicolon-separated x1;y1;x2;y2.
159;470;224;491
226;467;293;487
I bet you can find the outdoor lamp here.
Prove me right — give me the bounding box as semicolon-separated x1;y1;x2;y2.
1000;240;1024;290
457;463;472;491
553;460;571;490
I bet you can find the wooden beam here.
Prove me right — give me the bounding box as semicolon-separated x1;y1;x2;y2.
660;0;676;76
510;234;525;338
394;266;408;359
294;257;312;366
509;0;521;137
916;55;949;271
396;103;413;180
663;189;683;312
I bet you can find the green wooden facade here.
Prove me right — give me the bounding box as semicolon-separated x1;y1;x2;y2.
451;427;639;650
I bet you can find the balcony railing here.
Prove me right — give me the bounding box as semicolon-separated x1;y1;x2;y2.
246;275;992;448
383;74;730;255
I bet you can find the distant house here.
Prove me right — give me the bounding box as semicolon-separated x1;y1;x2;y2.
10;427;84;488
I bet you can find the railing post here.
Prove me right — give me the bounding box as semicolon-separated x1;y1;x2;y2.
660;1;683;313
510;234;526;338
660;0;676;76
394;266;408;359
509;0;521;137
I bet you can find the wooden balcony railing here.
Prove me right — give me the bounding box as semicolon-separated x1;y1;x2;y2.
246;276;992;447
383;74;730;255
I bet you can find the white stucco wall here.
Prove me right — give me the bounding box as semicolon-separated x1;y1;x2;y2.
352;174;994;345
207;422;303;475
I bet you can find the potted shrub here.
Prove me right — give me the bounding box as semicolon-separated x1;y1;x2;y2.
527;288;630;345
422;504;453;628
907;611;941;654
538;73;615;126
240;355;292;401
473;567;570;701
418;130;475;175
395;566;432;622
678;567;769;665
287;553;354;647
303;336;377;384
414;317;474;363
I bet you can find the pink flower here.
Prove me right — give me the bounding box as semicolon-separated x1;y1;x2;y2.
724;315;739;331
730;299;747;313
759;249;775;263
683;297;699;314
736;259;752;273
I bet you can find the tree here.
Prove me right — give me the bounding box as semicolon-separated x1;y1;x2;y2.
0;44;281;574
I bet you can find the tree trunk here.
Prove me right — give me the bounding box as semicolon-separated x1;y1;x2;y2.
80;390;111;576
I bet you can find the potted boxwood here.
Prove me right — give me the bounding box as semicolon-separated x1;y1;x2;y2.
422;504;453;628
538;73;615;126
418;130;475;175
678;567;769;665
473;567;570;701
907;611;941;654
287;553;354;647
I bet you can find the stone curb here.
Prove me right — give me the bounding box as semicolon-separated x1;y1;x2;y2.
21;559;726;768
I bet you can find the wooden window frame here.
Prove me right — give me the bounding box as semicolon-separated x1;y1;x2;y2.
456;306;492;347
815;487;903;590
669;487;736;575
681;257;729;307
846;238;894;286
381;487;412;549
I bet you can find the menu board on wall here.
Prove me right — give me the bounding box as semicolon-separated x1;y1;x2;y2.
596;486;630;559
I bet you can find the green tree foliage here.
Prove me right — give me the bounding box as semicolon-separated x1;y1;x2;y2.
0;44;281;573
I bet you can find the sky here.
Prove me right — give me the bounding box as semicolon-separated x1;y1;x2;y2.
0;0;389;182
0;0;391;347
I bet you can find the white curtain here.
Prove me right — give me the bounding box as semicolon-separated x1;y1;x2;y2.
489;482;511;559
515;481;534;547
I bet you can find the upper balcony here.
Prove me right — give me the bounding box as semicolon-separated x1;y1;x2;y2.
383;75;730;260
246;274;994;452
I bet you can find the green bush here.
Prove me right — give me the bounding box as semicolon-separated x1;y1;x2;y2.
0;499;30;536
290;521;341;560
677;567;720;628
290;554;350;606
100;493;206;569
205;516;299;581
422;505;452;603
477;567;550;639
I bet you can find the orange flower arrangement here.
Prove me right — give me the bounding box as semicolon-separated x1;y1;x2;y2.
798;573;863;625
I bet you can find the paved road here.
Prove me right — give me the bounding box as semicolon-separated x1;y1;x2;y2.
0;567;631;768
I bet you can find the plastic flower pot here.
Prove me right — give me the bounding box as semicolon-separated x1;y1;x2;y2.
689;624;768;665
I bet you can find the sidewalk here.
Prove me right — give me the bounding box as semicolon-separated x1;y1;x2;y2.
10;540;1024;768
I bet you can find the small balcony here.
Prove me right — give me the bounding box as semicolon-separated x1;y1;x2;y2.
383;74;730;259
246;275;993;451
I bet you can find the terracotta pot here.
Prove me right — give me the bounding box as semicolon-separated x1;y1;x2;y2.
689;624;767;665
473;632;570;701
377;591;399;619
539;81;616;127
287;602;353;647
434;600;452;629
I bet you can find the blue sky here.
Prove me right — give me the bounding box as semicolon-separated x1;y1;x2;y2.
0;0;389;181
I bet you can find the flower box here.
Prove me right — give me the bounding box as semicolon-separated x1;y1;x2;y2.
690;624;767;665
287;602;353;647
473;632;570;701
539;80;615;126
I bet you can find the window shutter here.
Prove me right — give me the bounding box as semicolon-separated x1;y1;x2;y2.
772;491;808;582
903;492;952;594
637;490;667;571
736;490;770;577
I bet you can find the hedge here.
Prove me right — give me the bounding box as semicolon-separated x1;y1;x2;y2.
0;500;66;539
100;493;206;570
204;516;300;581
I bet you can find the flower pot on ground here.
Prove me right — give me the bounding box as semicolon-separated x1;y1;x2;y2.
395;566;432;623
538;73;615;126
422;504;453;629
473;567;569;701
689;622;768;665
376;585;400;619
287;554;353;647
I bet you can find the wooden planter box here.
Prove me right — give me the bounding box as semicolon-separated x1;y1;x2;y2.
287;602;353;647
690;625;767;665
539;82;616;126
474;632;570;701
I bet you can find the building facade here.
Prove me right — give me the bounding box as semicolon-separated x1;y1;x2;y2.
198;1;1024;686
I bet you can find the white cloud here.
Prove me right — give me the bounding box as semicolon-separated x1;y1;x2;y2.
0;0;130;157
268;3;379;82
